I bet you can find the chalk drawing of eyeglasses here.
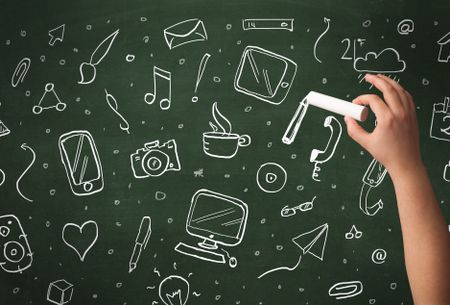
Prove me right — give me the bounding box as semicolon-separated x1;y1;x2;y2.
281;196;317;217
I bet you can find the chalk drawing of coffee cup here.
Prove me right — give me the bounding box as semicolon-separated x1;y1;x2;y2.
202;102;251;159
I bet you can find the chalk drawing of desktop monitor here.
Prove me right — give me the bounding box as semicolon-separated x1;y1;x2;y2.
175;189;248;268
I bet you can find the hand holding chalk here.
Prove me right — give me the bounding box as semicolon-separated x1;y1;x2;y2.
282;91;368;144
345;74;421;177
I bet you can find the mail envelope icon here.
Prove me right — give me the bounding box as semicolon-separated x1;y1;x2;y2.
164;18;208;50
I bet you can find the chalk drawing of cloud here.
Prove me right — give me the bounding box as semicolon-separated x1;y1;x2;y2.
353;48;406;73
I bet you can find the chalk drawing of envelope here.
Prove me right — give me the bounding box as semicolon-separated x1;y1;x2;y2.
164;18;208;50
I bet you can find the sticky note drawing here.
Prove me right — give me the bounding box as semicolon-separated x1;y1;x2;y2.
430;96;450;141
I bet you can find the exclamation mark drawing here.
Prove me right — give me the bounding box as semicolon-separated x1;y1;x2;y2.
192;53;211;103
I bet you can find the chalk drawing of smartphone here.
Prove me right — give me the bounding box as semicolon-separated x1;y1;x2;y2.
58;130;104;196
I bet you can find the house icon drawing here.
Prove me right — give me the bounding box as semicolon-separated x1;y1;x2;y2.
437;32;450;63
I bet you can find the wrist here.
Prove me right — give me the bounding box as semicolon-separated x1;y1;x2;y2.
388;161;427;185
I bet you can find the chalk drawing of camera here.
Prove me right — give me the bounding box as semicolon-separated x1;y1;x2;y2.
130;139;181;178
0;214;33;273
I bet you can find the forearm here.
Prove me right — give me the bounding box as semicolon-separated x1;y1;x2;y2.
390;165;450;305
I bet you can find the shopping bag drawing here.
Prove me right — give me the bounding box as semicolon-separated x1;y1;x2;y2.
430;96;450;142
164;18;208;50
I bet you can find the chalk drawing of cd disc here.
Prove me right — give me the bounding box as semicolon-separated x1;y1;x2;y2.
256;162;287;193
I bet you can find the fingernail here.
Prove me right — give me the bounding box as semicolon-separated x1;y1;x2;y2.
365;74;373;80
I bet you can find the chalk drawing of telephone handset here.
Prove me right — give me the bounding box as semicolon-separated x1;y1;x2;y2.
309;116;342;181
359;158;387;216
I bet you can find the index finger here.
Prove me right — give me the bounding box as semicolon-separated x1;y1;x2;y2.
352;94;390;120
365;74;403;113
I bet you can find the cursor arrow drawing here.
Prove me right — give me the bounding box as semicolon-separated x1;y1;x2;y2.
48;24;65;46
258;223;329;279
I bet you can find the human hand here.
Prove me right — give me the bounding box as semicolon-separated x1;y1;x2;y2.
344;74;423;179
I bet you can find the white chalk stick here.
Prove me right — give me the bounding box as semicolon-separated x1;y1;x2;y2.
307;91;368;122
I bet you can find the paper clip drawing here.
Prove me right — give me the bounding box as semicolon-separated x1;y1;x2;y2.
192;53;211;102
437;32;450;63
242;18;294;31
130;139;181;178
78;29;119;84
203;102;251;159
62;220;98;262
175;189;248;268
430;96;450;141
48;24;65;46
397;19;414;35
16;143;36;203
33;83;66;114
144;66;172;110
234;46;297;105
328;281;363;300
256;162;287;193
353;47;406;73
345;225;362;239
443;161;450;182
258;223;328;279
47;279;73;305
129;216;152;273
313;17;331;63
281;196;316;217
11;57;31;87
104;89;130;134
164;18;207;50
58;130;104;196
359;158;387;216
0;214;33;273
282;91;367;145
310;116;342;181
0;120;11;137
159;275;190;305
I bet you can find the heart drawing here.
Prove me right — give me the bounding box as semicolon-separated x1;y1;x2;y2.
62;220;98;262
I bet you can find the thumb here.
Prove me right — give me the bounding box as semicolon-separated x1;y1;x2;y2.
344;116;370;149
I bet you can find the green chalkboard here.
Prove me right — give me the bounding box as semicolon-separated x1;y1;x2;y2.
1;0;449;304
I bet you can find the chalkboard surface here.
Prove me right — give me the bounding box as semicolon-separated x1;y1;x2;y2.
1;0;449;304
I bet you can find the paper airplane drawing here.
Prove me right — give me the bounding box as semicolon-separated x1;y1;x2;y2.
258;223;328;279
292;223;328;260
